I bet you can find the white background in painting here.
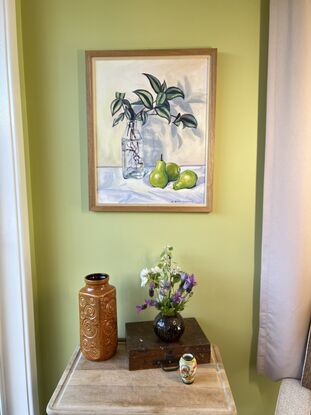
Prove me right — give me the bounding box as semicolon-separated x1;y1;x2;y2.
97;165;206;206
94;56;210;168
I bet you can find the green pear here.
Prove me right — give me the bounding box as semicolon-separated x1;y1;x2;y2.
173;170;198;190
149;155;169;189
166;162;180;182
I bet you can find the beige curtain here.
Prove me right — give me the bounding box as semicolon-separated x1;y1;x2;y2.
257;0;311;380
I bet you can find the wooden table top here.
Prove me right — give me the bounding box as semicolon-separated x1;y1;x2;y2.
47;342;236;415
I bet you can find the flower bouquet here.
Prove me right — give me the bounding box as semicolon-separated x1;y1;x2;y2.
136;246;197;342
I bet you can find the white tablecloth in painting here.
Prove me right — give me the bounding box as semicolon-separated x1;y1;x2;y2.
97;165;206;206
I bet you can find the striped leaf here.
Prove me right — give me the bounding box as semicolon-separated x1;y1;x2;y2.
133;89;154;109
166;86;185;100
180;114;198;128
161;81;167;92
125;107;135;120
141;111;148;126
115;92;125;99
112;112;124;127
110;98;123;115
155;106;171;123
162;100;170;111
173;113;181;127
143;73;162;93
156;92;166;106
122;99;131;108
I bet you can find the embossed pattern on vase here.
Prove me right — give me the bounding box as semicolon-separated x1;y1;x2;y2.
80;295;100;360
79;274;117;361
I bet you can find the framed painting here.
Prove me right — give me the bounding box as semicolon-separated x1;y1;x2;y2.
86;48;217;212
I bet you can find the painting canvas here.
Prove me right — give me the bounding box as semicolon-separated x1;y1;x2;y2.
86;49;216;212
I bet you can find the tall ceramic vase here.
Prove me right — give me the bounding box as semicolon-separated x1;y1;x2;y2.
79;273;117;361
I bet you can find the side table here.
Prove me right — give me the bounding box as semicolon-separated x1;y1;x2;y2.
47;342;237;414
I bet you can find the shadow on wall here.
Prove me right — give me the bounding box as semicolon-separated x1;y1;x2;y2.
77;50;89;212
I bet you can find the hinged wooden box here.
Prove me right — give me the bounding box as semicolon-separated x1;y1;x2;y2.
126;318;210;371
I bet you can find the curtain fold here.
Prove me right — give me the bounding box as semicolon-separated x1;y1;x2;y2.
257;0;311;380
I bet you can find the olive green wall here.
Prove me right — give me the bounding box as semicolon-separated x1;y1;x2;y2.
19;0;279;413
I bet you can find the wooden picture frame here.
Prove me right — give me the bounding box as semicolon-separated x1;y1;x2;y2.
86;48;217;212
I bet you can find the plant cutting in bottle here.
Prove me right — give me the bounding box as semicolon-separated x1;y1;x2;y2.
111;74;198;180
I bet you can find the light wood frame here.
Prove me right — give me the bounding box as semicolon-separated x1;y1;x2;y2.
86;48;217;212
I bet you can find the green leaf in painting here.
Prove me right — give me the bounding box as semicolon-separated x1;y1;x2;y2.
133;89;154;109
155;106;171;123
161;81;167;92
141;111;148;126
156;92;166;106
166;86;185;100
115;92;125;99
110;98;123;115
162;100;170;110
180;113;198;128
136;112;142;121
173;113;181;127
112;112;124;127
143;73;162;93
125;107;135;120
122;99;131;108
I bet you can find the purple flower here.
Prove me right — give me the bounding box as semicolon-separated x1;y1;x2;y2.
179;272;189;289
136;298;156;313
145;299;156;307
171;291;183;304
183;274;196;293
149;282;155;297
162;281;171;289
136;303;147;313
180;272;188;281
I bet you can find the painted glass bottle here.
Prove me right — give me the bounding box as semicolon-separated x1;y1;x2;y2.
121;120;145;179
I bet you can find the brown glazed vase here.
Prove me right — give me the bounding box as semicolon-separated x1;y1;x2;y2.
79;273;117;361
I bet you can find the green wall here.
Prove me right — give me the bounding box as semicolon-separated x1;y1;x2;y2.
19;0;279;413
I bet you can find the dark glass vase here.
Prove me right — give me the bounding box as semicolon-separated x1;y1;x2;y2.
153;312;185;342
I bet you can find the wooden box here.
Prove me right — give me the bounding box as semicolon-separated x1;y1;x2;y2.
126;318;210;371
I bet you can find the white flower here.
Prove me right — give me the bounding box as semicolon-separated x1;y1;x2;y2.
140;268;149;287
151;266;161;274
171;263;181;273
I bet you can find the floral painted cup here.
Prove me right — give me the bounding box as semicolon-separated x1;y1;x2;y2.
179;353;197;384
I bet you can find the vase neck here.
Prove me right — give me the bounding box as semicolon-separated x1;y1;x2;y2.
161;311;178;318
127;120;142;130
84;273;109;287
